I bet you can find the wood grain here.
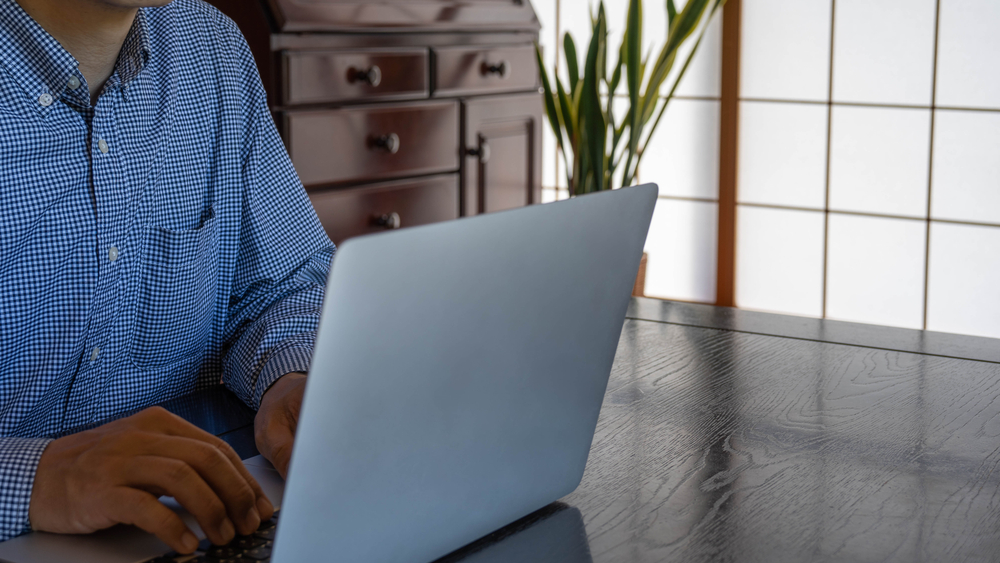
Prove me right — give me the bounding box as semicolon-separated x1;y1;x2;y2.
558;319;1000;562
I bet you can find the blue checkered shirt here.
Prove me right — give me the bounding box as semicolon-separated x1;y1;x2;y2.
0;0;334;539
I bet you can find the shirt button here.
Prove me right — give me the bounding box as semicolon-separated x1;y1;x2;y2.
98;139;109;154
68;76;81;90
108;247;119;261
89;347;100;362
38;93;53;107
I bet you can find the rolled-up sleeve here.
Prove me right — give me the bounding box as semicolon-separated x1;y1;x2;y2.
0;438;52;540
220;33;335;409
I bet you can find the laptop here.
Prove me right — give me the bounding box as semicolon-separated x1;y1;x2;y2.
0;183;658;563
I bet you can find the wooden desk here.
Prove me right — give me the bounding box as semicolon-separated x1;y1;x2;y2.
167;298;1000;562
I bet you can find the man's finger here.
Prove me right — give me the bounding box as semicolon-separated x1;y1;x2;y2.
132;435;262;534
135;408;274;520
126;456;235;546
257;415;295;480
269;431;294;480
110;488;199;555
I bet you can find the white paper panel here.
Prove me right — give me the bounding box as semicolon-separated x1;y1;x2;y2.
826;214;926;329
736;206;825;317
832;0;936;106
534;0;558;66
927;223;1000;339
930;109;1000;225
541;188;558;204
741;0;832;101
638;99;720;198
936;0;1000;109
643;199;718;303
829;106;931;218
738;101;827;209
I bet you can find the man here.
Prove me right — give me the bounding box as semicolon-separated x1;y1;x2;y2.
0;0;334;555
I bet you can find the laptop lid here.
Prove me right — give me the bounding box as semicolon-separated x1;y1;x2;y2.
273;184;658;563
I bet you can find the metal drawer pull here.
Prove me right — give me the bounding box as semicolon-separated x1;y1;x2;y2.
349;65;382;87
482;61;510;79
372;212;401;230
372;133;401;154
466;142;491;164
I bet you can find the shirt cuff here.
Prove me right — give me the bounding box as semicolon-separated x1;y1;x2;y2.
253;345;312;409
0;437;52;540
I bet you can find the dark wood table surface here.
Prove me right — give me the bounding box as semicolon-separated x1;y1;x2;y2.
165;298;1000;563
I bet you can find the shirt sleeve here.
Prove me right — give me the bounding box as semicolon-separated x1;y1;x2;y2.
220;27;335;410
0;437;52;540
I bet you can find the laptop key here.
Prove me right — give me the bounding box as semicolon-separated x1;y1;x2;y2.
206;545;242;559
232;535;265;550
242;545;272;560
253;526;276;540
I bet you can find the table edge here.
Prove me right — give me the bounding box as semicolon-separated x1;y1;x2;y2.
626;298;1000;365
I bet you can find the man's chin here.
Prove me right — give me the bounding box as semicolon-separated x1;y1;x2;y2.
100;0;174;7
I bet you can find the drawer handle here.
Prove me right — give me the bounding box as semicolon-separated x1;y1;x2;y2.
372;133;401;154
372;212;401;230
350;65;382;87
482;61;510;80
466;141;491;164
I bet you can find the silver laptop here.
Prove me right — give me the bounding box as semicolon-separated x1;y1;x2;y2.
0;183;658;563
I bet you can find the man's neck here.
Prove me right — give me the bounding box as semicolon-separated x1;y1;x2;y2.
16;0;138;105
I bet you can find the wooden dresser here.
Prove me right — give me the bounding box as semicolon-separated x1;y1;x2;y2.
206;0;544;245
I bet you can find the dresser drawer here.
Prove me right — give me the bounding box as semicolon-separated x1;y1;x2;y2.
285;101;460;187
432;45;538;97
309;174;460;245
283;48;429;105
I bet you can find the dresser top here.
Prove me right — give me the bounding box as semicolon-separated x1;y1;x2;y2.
263;0;541;33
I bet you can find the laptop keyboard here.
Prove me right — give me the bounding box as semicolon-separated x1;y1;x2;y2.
144;510;279;563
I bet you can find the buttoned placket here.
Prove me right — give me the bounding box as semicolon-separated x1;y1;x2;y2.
63;85;130;427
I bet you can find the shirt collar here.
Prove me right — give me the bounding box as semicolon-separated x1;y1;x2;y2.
114;8;151;88
0;1;151;113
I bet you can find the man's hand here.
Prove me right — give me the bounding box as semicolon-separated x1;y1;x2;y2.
28;407;274;554
255;372;306;479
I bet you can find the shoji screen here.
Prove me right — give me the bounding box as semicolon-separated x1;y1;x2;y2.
737;0;1000;339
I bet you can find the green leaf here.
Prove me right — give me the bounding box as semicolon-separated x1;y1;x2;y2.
622;0;642;188
666;0;711;54
564;33;580;93
535;45;565;154
595;3;609;85
555;75;577;145
667;0;677;27
580;4;607;192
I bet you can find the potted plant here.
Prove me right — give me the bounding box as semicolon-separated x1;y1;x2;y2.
536;0;724;295
537;0;725;194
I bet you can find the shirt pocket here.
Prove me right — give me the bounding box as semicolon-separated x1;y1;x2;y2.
129;206;219;371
